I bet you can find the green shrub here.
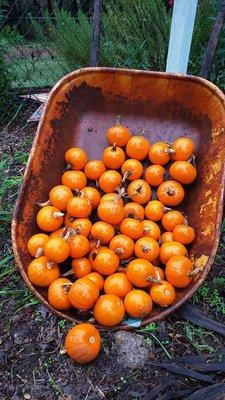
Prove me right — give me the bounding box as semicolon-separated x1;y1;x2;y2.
32;9;92;69
101;0;170;70
32;0;170;71
32;0;224;90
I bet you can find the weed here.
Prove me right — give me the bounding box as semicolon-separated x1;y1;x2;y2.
139;323;172;359
139;322;157;333
192;280;225;316
182;322;219;354
58;319;67;331
213;276;225;286
44;362;65;397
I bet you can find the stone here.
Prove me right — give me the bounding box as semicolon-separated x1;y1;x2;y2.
112;331;150;369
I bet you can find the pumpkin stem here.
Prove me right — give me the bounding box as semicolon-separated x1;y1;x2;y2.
90;248;99;260
60;347;67;355
184;215;189;225
47;261;55;269
116;115;121;126
35;247;44;258
115;247;125;255
95;179;99;188
166;188;175;196
64;162;71;171
36;199;51;207
164;142;175;156
115;186;126;200
112;143;117;151
142;244;150;253
63;229;73;242
147;275;161;283
137;128;145;136
66;227;79;238
188;154;196;166
53;211;64;218
96;239;101;248
143;227;151;235
73;189;83;197
63;269;73;277
137;185;143;194
163;206;172;213
57;226;67;238
62;283;73;292
122;170;132;183
89;336;96;344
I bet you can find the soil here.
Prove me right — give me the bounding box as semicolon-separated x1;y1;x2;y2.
0;105;225;400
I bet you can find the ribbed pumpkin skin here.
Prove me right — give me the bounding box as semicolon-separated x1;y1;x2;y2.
65;323;101;364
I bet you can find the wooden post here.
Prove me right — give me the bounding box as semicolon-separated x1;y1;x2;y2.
90;0;102;67
200;0;225;79
166;0;198;74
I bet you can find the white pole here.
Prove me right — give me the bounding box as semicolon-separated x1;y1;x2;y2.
166;0;198;74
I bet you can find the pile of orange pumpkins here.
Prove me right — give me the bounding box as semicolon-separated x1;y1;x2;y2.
26;119;197;363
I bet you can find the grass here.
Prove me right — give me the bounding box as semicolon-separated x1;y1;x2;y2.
0;151;29;234
0;148;39;313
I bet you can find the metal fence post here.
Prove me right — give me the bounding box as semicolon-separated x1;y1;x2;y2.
90;0;103;67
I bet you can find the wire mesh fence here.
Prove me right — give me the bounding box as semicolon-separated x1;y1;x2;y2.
0;0;224;136
0;0;94;132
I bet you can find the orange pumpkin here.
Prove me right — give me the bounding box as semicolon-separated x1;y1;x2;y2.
48;278;72;310
65;323;101;363
94;294;125;326
68;277;99;310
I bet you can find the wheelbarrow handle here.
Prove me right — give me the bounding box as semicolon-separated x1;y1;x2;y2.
166;0;198;75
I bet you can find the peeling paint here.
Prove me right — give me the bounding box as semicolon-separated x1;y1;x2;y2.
206;160;222;184
201;222;214;236
205;190;211;198
199;195;218;216
211;126;224;143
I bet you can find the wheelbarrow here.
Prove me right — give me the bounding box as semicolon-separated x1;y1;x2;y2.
11;0;225;328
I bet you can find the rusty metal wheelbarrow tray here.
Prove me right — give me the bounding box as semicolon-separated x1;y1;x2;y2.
12;67;225;328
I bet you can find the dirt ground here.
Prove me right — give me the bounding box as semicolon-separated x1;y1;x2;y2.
0;103;225;400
